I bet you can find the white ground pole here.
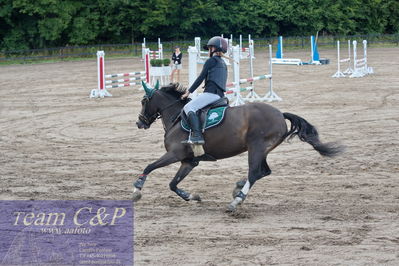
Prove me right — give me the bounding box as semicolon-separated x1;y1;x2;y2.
188;46;199;98
263;44;282;102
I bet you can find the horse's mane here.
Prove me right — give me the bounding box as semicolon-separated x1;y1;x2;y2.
160;83;187;99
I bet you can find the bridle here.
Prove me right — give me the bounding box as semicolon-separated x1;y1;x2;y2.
138;93;184;129
138;97;159;126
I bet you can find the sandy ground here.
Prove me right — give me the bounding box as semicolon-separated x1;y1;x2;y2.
1;45;399;265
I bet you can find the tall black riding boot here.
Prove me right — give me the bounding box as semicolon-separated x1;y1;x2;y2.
187;111;205;144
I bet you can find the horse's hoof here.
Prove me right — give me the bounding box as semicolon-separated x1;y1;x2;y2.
232;187;241;199
190;194;201;202
232;181;245;199
132;191;142;202
226;203;237;212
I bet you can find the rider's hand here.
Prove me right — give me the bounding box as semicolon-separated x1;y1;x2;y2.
181;91;190;100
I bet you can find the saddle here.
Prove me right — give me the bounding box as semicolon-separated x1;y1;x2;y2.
181;97;229;132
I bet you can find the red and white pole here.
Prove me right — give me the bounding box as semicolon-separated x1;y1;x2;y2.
90;51;111;98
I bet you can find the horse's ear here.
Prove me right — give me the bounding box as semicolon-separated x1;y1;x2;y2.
142;81;153;96
154;79;160;90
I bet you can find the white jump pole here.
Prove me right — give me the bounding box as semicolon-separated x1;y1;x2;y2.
363;40;374;75
231;45;245;106
343;40;353;74
239;35;243;60
362;40;373;75
349;40;362;78
244;39;261;102
332;41;346;78
188;46;198;98
264;44;282;102
90;51;112;98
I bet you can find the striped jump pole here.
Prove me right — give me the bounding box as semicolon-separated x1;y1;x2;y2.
90;49;150;98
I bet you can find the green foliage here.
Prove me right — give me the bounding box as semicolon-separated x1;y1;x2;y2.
163;58;171;66
150;59;163;67
1;0;398;51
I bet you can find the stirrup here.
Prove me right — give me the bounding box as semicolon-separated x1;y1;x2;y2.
181;137;205;145
181;130;205;145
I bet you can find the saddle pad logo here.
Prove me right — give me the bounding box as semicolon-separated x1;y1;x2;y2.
208;112;219;122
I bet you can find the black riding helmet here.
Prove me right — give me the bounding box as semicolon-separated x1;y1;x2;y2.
203;36;228;53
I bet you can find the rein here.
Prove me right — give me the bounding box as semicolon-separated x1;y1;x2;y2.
159;99;186;132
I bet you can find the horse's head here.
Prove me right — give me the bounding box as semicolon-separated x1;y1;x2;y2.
136;81;187;129
136;81;160;129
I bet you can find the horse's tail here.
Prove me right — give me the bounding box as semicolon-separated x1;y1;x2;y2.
283;112;344;157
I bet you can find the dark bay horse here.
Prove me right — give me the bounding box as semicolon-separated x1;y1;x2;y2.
134;83;343;211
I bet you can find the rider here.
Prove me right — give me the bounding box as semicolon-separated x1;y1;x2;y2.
181;36;228;144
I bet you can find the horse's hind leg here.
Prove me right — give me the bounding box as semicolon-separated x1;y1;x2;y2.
169;160;201;202
228;142;272;212
232;157;271;198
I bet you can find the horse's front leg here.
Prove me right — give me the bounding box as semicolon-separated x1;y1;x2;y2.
133;152;179;201
169;160;201;201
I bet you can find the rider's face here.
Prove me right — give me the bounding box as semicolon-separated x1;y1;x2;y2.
208;46;216;55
